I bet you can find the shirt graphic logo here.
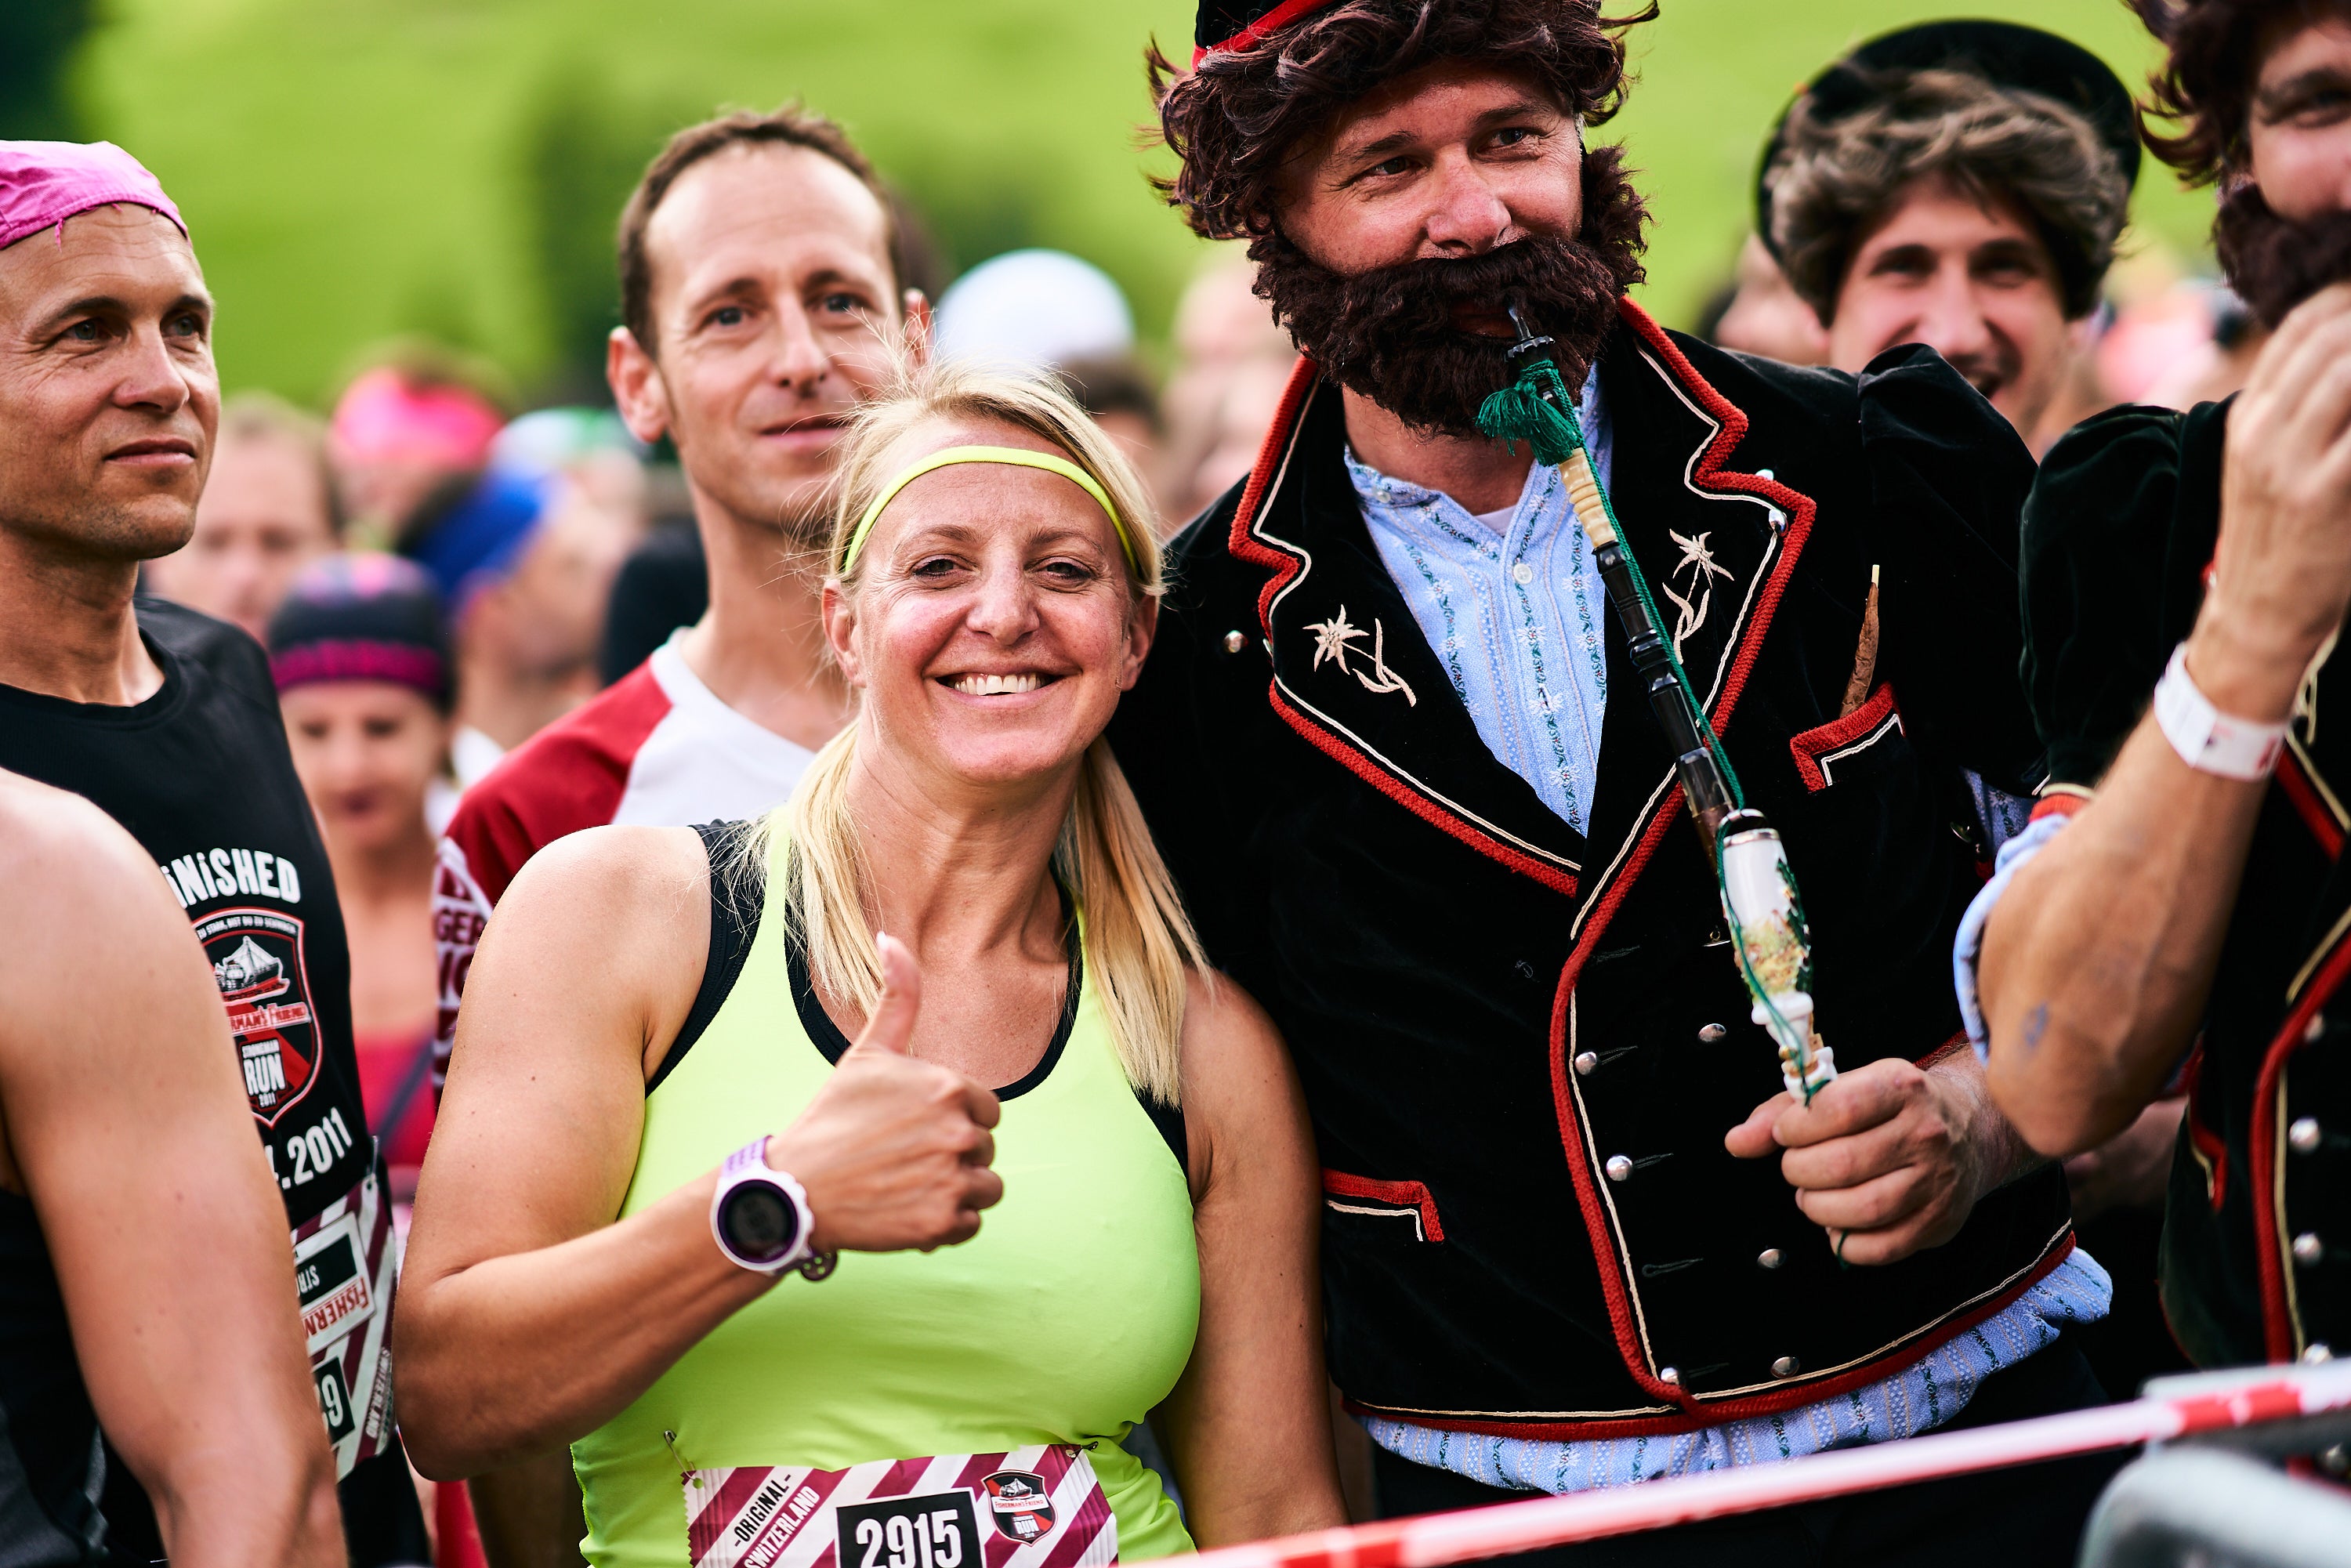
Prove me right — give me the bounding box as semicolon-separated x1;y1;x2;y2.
1662;530;1733;655
197;907;320;1125
1306;606;1417;706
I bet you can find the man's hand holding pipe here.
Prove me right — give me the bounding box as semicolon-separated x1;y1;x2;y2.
1726;1047;2038;1265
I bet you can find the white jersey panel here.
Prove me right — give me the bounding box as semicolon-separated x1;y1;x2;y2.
610;634;820;827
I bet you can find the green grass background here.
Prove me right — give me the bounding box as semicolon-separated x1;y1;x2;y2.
78;0;2207;405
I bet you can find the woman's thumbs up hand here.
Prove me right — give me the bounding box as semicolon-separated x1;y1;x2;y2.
768;933;1004;1254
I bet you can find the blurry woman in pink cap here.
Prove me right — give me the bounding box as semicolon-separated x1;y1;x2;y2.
328;347;510;545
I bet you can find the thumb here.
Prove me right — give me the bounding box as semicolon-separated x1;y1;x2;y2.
853;932;922;1056
1725;1092;1791;1160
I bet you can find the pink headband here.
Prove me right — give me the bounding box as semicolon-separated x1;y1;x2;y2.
330;367;505;473
0;140;186;253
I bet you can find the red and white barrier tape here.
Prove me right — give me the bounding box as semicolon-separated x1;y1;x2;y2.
1195;1365;2351;1568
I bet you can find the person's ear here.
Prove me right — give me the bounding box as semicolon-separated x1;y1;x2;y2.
822;578;865;686
901;292;933;367
1119;592;1160;691
607;327;671;447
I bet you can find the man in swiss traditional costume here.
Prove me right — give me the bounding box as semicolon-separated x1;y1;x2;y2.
1976;0;2351;1394
1110;0;2125;1561
1111;2;2120;1559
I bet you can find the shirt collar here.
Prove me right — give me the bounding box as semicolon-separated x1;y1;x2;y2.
1343;364;1604;527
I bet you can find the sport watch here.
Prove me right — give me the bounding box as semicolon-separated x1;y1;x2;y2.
709;1137;837;1280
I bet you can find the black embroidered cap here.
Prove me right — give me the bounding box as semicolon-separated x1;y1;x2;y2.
1193;0;1345;63
1754;20;2141;262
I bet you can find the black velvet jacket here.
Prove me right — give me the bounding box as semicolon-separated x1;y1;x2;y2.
2025;397;2351;1369
1111;303;2075;1436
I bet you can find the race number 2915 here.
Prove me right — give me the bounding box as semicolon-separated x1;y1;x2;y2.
837;1492;979;1568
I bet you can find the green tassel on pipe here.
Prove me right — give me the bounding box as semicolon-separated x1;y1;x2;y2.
1476;352;1579;466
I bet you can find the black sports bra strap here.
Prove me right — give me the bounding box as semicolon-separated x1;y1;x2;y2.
648;821;765;1095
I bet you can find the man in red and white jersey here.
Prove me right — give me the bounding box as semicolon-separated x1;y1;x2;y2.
435;103;928;1088
433;103;926;1566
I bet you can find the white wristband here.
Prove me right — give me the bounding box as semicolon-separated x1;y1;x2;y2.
2153;642;2287;780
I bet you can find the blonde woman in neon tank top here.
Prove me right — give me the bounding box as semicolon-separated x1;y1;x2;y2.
394;362;1346;1567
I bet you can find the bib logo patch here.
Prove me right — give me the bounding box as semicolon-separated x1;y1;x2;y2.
197;907;319;1125
685;1444;1114;1568
980;1472;1052;1543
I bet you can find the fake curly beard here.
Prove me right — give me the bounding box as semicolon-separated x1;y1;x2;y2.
2216;182;2351;330
1253;143;1648;437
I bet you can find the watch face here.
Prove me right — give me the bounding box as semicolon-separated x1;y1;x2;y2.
723;1183;799;1262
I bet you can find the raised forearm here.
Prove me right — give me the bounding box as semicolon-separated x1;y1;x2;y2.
395;1172;773;1476
1980;713;2266;1155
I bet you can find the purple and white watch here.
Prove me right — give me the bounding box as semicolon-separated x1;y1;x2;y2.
709;1137;837;1280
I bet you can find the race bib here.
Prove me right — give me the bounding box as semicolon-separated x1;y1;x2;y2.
684;1443;1117;1568
292;1164;396;1476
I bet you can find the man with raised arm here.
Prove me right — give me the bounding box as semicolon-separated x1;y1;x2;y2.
1110;2;2113;1559
1976;0;2351;1380
0;139;428;1565
0;770;345;1568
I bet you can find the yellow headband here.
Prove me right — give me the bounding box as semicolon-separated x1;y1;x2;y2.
839;445;1139;576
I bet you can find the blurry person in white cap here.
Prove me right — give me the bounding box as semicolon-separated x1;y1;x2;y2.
932;247;1136;369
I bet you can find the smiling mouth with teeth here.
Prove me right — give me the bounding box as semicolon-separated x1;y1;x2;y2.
949;672;1047;696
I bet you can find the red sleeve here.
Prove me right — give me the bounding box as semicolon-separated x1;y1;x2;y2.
430;667;672;1086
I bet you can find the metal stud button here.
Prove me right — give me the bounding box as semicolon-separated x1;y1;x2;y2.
2295;1233;2325;1265
1223;630;1247;654
1772;1356;1801;1378
2307;1342;2336;1364
2292;1117;2323;1154
1574;1052;1599;1077
1757;1248;1783;1270
1605;1154;1634;1183
1697;1022;1727;1044
2324;1444;2351;1478
1657;1367;1680;1386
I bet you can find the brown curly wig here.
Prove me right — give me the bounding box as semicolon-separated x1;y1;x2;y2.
2130;0;2349;183
1149;0;1655;245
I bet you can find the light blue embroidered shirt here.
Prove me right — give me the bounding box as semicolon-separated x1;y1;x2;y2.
1349;368;1614;835
1346;369;2112;1496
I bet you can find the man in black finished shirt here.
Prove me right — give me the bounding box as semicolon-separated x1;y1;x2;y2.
0;770;343;1566
0;140;427;1565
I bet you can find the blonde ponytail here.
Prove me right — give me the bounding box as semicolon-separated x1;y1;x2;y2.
768;357;1208;1105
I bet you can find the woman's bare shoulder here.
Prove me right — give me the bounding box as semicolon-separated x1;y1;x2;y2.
466;824;713;1047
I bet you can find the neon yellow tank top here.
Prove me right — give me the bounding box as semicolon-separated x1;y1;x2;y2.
571;823;1201;1566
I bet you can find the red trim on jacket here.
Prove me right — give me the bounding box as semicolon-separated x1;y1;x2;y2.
2277;751;2346;860
2251;925;2351;1360
1788;683;1902;791
2178;1044;2230;1213
1190;0;1342;65
1230;355;1318;634
1322;1169;1446;1243
1261;684;1581;896
2030;793;2091;823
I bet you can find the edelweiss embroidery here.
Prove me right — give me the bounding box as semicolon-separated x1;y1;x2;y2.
1306;607;1417;706
1661;529;1733;654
